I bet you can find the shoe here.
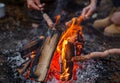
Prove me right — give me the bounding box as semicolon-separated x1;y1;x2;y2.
93;17;111;29
104;24;120;37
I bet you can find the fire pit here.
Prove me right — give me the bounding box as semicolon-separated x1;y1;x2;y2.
16;14;84;82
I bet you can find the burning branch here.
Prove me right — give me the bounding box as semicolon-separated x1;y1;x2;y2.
72;48;120;62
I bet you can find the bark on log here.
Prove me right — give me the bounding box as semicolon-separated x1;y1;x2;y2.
20;38;44;58
60;42;74;81
33;31;61;82
72;48;120;62
17;60;31;75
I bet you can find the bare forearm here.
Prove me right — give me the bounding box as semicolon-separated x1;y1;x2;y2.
81;0;97;19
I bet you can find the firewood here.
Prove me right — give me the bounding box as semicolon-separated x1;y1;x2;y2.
60;41;74;81
33;31;61;82
17;60;31;75
72;48;120;62
20;38;44;58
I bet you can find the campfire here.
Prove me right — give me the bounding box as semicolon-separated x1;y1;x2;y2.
17;13;84;82
47;16;84;81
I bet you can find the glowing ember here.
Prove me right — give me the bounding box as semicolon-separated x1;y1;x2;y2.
55;15;61;25
47;16;83;82
24;51;36;79
30;51;36;59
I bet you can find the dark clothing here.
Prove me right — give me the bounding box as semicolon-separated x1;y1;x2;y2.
112;0;120;7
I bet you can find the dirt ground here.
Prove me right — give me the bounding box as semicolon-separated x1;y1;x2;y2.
0;0;120;83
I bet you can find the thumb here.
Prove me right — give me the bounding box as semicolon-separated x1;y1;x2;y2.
34;0;41;6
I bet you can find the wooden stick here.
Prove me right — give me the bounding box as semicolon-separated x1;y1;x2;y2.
72;48;120;62
42;12;55;30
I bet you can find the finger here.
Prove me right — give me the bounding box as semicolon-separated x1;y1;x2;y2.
34;0;45;9
81;9;86;19
34;0;40;5
85;9;93;19
34;0;45;10
81;8;89;20
39;3;45;8
29;3;40;10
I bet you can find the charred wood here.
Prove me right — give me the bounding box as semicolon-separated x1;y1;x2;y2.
60;42;74;81
17;60;31;75
20;38;44;58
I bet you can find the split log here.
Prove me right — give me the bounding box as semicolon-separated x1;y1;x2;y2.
17;60;31;75
20;38;44;58
33;31;61;82
60;41;74;81
72;48;120;62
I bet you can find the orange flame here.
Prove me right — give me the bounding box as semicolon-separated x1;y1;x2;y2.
60;40;69;80
59;16;83;81
47;16;83;81
55;15;61;25
30;51;36;59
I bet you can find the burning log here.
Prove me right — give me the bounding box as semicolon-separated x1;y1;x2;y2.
33;31;61;82
18;14;84;82
72;48;120;62
60;41;74;81
58;16;83;81
17;11;63;82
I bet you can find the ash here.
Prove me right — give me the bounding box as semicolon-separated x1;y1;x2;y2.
46;60;103;83
76;60;103;83
7;52;39;83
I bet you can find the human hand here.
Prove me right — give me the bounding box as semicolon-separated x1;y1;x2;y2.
27;0;45;10
81;3;96;20
110;11;120;25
